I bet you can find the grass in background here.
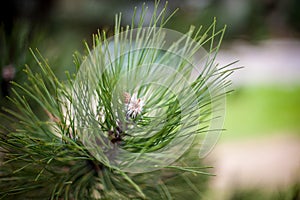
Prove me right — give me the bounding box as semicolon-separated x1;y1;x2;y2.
222;86;300;141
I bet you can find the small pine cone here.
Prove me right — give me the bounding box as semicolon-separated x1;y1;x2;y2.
123;92;131;104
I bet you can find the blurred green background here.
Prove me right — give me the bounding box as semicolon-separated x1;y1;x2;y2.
0;0;299;199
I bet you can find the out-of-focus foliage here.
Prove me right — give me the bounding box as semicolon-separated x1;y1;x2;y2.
230;183;300;200
224;86;300;140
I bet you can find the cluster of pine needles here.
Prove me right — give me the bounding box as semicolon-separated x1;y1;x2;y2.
0;1;237;199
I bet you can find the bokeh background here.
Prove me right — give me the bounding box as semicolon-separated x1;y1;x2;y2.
0;0;299;199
